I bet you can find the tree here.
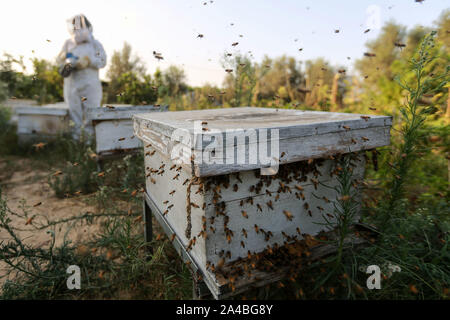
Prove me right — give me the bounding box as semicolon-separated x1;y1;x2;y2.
162;65;188;97
106;42;147;103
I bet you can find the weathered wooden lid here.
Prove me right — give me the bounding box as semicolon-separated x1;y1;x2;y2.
16;103;68;116
134;107;392;177
88;105;168;121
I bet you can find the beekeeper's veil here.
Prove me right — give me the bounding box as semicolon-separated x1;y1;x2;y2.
67;14;93;44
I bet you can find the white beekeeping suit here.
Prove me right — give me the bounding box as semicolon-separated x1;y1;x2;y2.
57;14;107;140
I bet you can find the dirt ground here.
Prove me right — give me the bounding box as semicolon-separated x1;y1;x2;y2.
0;156;103;285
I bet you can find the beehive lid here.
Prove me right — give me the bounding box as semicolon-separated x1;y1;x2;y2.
134;107;392;177
88;105;168;121
16;102;68;116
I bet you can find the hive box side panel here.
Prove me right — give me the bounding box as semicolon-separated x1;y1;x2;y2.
143;146;208;269
94;120;142;154
203;156;366;266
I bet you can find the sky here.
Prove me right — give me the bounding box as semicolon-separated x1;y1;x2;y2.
0;0;448;87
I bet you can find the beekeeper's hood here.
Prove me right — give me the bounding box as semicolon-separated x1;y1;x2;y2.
67;14;93;44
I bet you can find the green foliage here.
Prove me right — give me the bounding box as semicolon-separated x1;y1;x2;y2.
0;106;19;155
47;136;98;198
382;31;449;223
0;54;63;104
114;72;157;105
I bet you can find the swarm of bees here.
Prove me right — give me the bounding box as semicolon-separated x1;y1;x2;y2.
144;128;370;294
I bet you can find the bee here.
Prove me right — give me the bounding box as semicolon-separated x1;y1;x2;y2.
217;258;225;269
241;241;245;248
275;194;280;201
295;185;304;191
266;189;272;196
283;210;293;221
267;201;273;210
394;42;406;48
197;33;204;38
150;178;156;184
33;201;42;207
351;138;357;144
169;190;176;196
254;224;259;233
209;226;216;233
118;137;126;141
173;173;180;180
364;52;376;57
280;152;286;158
326;213;334;219
225;69;233;73
338;69;346;74
25;216;34;225
361;115;371;121
182;179;189;186
242;228;248;238
231;42;239;46
97;172;105;177
317;206;324;211
81;96;87;102
241;210;248;219
298;48;303;51
131;190;138;197
256;204;262;212
304;203;309;210
343;125;351;131
296;227;301;235
233;184;238;192
323;196;330;203
53;170;63;176
364;28;370;33
176;166;182;172
361;136;370;142
191;202;199;208
247;197;254;205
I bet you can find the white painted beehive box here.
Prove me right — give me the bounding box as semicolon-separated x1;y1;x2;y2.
16;102;69;144
133;107;392;287
88;105;168;157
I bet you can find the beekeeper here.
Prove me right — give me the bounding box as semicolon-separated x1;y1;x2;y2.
57;14;107;139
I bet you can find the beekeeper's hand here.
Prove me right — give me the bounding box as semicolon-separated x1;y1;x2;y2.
76;56;91;69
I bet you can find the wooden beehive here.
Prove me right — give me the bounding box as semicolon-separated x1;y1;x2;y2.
133;107;392;297
88;105;168;157
16;103;69;144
